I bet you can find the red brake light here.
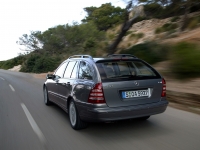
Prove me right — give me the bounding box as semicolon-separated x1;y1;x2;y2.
88;83;106;104
161;78;166;97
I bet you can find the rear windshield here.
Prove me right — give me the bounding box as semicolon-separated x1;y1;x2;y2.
96;60;161;82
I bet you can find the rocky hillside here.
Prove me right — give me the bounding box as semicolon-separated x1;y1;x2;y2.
108;11;200;50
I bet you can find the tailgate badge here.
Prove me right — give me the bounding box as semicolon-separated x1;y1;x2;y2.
134;81;139;86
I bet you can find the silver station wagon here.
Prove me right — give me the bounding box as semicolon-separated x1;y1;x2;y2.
43;54;168;130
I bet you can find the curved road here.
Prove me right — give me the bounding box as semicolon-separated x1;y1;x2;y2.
0;69;200;150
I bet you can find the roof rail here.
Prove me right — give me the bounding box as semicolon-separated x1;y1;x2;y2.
68;55;93;59
107;54;137;58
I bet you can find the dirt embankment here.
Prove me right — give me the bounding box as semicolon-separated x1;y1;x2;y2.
8;65;21;71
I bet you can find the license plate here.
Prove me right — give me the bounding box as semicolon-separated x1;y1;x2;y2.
122;89;149;99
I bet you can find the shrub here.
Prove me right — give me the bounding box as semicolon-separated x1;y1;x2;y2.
0;55;25;69
83;37;96;51
20;55;39;72
171;16;180;22
167;29;176;35
155;27;164;34
129;33;136;39
143;3;164;18
127;43;131;47
20;54;60;73
129;33;144;39
0;60;13;69
136;33;144;39
171;42;200;79
186;16;200;29
0;61;3;68
125;31;133;36
120;42;170;64
107;33;115;40
155;23;178;34
164;23;178;31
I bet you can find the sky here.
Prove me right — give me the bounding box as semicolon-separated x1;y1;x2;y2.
0;0;127;61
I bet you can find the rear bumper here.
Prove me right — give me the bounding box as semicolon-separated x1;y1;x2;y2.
76;100;168;122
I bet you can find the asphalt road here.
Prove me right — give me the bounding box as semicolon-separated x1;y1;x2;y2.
0;69;200;150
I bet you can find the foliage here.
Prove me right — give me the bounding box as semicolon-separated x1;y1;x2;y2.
82;3;125;31
83;37;96;51
136;33;144;39
187;19;199;29
143;3;165;18
136;0;200;19
17;22;105;55
129;33;144;39
20;54;61;73
107;33;115;40
171;42;200;78
15;20;106;73
16;31;42;52
0;60;15;70
155;23;178;34
0;55;25;69
186;15;200;29
125;31;133;36
120;42;169;64
171;16;181;22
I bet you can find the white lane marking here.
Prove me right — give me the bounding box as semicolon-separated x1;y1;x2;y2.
9;84;15;92
21;103;47;146
0;77;5;80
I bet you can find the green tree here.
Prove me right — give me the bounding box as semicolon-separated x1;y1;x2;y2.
137;0;200;18
180;0;200;30
16;31;42;52
37;25;68;54
82;3;125;31
17;22;105;55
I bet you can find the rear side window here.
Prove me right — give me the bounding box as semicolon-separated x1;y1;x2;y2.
78;61;93;80
96;60;160;82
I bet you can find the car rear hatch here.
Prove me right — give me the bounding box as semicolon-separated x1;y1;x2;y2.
96;59;163;107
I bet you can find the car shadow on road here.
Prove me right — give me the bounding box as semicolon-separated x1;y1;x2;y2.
79;117;171;142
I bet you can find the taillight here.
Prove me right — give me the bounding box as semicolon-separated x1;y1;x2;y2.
88;83;106;104
161;78;166;97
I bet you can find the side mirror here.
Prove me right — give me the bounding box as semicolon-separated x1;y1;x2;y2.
46;74;55;79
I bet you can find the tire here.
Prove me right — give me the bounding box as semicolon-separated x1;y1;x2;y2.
44;86;52;106
69;100;88;130
137;116;150;121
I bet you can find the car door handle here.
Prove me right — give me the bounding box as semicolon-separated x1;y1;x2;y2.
66;82;70;85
